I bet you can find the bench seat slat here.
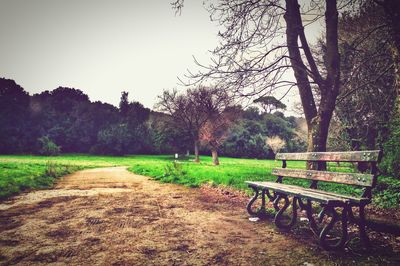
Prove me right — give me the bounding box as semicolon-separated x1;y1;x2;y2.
276;150;380;162
272;168;373;187
245;181;370;204
288;186;371;204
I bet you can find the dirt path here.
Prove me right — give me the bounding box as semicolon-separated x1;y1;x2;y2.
0;167;397;265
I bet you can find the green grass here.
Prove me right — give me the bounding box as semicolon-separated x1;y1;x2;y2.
0;154;399;208
0;161;84;199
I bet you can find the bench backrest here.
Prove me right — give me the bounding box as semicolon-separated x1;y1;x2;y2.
272;150;381;188
275;151;381;162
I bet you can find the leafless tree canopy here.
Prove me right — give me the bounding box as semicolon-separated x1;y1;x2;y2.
184;0;291;97
155;86;235;162
199;107;239;165
183;1;350;97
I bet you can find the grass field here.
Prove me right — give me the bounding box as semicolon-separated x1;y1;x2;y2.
1;154;399;208
0;161;84;199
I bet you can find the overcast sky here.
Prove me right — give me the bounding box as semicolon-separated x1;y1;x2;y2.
0;0;222;108
0;0;322;112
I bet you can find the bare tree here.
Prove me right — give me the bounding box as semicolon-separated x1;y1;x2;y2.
156;86;233;162
179;0;344;169
156;89;204;162
199;107;239;165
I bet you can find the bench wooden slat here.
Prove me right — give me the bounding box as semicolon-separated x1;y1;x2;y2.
271;168;373;186
293;186;371;204
245;181;370;204
275;150;380;162
246;181;347;204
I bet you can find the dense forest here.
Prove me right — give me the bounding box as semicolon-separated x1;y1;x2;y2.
0;77;306;159
1;74;399;178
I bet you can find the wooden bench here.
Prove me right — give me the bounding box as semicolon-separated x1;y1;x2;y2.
246;150;381;250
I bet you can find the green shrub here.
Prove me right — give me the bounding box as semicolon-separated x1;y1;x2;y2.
373;177;400;208
38;136;61;156
381;118;400;179
154;161;200;186
162;161;186;181
45;161;58;178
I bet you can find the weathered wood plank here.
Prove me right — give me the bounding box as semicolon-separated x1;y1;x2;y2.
271;168;373;186
296;186;370;204
275;150;380;162
245;181;349;204
246;181;370;204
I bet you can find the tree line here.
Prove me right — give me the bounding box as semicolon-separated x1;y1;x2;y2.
0;78;151;155
0;78;305;163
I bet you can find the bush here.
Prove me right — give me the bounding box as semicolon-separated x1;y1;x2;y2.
381;117;400;179
373;177;400;208
38;136;61;156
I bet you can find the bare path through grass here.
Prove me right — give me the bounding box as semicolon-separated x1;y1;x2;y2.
0;167;398;265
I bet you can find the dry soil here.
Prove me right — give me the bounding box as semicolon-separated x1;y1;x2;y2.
0;167;398;265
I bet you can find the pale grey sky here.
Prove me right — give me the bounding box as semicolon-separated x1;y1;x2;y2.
0;0;220;108
0;0;322;113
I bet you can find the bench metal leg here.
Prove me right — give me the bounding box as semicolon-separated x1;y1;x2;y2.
273;194;298;230
347;204;371;248
265;189;279;211
246;186;267;217
300;199;320;236
318;205;348;251
358;204;370;247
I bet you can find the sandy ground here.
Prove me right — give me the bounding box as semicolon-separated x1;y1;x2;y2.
0;167;399;265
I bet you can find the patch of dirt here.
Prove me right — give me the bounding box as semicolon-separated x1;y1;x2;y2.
45;227;75;239
0;239;19;247
0;216;23;233
0;167;399;265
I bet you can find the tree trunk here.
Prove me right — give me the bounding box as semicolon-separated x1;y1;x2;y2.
211;149;219;165
186;149;190;156
194;140;200;163
366;128;377;150
285;0;317;136
285;0;340;170
307;110;335;170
